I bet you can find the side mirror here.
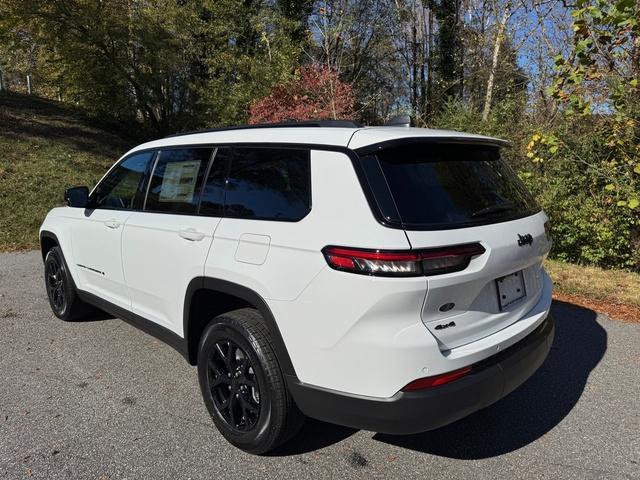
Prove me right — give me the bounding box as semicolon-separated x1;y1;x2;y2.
64;186;89;208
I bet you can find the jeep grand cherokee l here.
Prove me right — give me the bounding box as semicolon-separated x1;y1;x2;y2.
40;121;554;454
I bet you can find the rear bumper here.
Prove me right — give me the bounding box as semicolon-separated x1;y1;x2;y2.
288;314;554;434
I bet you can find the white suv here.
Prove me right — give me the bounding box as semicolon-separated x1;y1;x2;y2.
40;121;554;454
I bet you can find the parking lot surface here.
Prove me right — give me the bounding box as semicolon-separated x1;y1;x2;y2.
1;251;638;479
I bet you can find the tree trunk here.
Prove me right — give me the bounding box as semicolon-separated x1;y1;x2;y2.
411;2;418;121
482;2;510;121
426;5;433;120
419;4;427;124
632;0;640;79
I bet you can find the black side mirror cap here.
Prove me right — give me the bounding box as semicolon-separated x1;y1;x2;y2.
64;186;90;208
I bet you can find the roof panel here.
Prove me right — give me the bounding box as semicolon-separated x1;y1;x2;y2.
123;125;508;158
125;127;358;157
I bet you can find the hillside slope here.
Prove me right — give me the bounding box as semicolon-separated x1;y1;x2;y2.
0;93;133;251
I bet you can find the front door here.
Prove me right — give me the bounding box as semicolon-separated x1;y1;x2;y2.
70;151;154;309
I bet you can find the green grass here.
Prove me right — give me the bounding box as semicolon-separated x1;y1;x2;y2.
0;92;132;251
546;258;640;308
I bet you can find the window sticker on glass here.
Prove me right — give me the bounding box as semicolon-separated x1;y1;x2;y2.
159;161;200;203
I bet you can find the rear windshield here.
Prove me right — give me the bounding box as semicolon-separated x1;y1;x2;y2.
363;143;539;229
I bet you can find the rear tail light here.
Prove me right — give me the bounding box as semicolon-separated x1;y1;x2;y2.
322;243;485;277
401;366;472;391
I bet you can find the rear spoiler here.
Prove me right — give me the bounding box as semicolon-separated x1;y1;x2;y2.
354;136;511;156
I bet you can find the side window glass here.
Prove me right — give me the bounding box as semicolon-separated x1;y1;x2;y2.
91;151;153;210
144;148;213;214
224;148;311;221
200;147;231;217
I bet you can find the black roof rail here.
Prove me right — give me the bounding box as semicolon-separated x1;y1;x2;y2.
164;120;363;138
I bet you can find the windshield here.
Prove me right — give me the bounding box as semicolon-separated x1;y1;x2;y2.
366;143;540;229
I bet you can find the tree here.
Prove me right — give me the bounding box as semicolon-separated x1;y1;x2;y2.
306;1;401;124
248;63;355;123
549;0;639;209
482;0;512;121
0;0;300;135
433;0;464;102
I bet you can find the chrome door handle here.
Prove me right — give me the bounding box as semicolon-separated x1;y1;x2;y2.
104;219;121;229
179;228;205;241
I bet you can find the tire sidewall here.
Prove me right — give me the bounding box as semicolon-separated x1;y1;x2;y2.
197;319;277;452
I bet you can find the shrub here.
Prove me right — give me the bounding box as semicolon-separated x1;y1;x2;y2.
249;64;355;123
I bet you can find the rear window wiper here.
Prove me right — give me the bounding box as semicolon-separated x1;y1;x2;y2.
471;202;515;218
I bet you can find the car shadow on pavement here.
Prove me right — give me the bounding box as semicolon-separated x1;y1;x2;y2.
372;300;607;458
270;418;358;456
82;308;116;322
274;300;606;457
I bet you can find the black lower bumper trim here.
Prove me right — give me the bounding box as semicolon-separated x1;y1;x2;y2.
287;315;555;434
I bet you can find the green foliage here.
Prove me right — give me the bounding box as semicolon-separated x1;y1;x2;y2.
193;0;300;127
549;0;640;209
0;0;301;135
432;0;464;101
521;121;640;269
536;0;640;270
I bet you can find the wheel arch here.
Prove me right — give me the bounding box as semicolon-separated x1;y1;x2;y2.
184;277;297;378
40;230;60;260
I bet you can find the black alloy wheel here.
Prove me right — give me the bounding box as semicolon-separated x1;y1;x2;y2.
208;339;261;432
197;308;305;454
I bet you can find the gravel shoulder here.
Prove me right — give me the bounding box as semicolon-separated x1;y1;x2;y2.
1;251;638;479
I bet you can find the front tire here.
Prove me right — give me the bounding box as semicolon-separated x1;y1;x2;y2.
197;308;304;454
44;246;91;321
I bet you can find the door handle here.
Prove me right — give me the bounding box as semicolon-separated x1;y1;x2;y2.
179;228;205;242
104;219;121;229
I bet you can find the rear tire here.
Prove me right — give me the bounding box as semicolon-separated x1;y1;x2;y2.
197;308;304;454
44;246;92;321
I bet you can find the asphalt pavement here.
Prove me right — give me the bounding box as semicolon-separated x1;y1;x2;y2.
0;251;638;479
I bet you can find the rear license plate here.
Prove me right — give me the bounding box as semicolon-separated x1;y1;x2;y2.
496;270;526;310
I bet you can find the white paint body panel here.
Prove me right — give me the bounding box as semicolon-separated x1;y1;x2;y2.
121;212;220;335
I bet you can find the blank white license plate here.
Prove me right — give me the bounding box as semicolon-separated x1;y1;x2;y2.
496;270;526;310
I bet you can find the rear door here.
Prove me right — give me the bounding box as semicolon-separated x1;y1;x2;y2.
122;147;224;335
359;142;551;350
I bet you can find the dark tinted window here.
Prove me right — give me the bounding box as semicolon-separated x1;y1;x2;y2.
224;148;311;221
373;143;539;228
91;151;153;210
200;147;232;217
145;148;213;214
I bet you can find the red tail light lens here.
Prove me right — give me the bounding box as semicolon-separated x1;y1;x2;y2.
322;243;485;277
401;366;472;391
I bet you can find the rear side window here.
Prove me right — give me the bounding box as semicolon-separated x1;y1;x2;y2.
145;148;213;214
363;143;539;229
200;147;232;217
91;151;153;210
223;147;311;221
